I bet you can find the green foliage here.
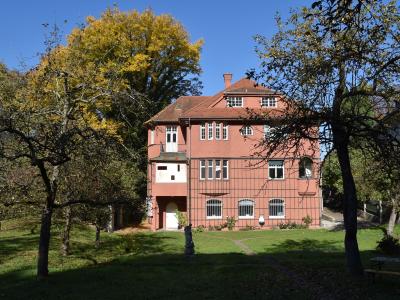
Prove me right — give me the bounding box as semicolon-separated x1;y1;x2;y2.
225;216;237;231
376;229;400;255
194;225;205;233
175;210;188;229
302;215;313;228
278;222;307;229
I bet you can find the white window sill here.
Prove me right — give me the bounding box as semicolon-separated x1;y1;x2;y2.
268;178;285;180
206;216;222;220
238;216;254;220
269;216;285;219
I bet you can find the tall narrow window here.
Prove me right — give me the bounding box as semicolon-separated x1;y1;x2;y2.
215;160;221;179
223;124;229;140
223;160;229;179
207;123;213;140
263;125;270;140
208;160;213;180
200;123;206;140
269;199;285;218
200;160;206;180
150;129;155;144
206;199;222;219
299;157;313;178
215;123;221;140
268;160;284;179
238;199;254;218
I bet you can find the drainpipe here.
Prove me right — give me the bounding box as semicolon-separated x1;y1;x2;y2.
188;118;192;225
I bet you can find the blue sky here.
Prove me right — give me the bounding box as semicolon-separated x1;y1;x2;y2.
0;0;312;95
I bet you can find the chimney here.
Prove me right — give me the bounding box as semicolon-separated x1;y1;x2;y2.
223;73;232;88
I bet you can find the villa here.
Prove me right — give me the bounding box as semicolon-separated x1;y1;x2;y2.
145;74;322;230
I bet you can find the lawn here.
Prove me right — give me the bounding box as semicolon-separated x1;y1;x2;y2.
1;218;399;299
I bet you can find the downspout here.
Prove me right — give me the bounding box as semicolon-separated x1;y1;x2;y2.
188;118;192;225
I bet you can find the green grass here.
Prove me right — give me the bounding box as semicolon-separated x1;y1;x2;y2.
1;218;400;299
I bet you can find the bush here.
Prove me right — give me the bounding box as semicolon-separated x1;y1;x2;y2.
278;221;307;229
376;231;400;255
302;215;313;228
194;225;205;233
225;216;236;231
239;224;255;231
175;210;188;229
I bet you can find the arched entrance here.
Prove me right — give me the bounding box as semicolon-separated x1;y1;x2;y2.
166;202;179;229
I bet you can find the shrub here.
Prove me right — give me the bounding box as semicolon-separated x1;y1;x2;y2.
279;221;307;229
239;224;255;231
194;225;205;233
175;210;188;229
225;216;237;231
302;215;313;228
376;230;400;255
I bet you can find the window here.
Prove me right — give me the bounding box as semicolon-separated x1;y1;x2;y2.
157;166;167;170
208;123;213;140
240;125;253;136
269;199;285;218
226;96;243;107
299;157;313;178
177;164;180;172
215;123;221;140
223;160;229;179
200;160;206;180
200;123;206;140
223;124;229;140
263;125;270;139
238;199;254;219
207;160;213;180
215;160;221;179
261;96;277;107
150;130;155;144
268;160;284;179
206;199;222;219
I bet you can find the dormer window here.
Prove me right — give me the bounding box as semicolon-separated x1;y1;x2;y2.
227;96;243;107
261;96;277;107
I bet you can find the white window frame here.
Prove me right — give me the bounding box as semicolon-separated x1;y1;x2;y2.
268;160;285;180
222;160;229;180
200;123;206;140
215;160;221;179
269;198;285;219
200;160;206;180
215;123;221;140
261;96;277;107
299;157;313;179
206;199;223;219
238;199;254;219
207;122;213;140
223;124;229;140
207;160;213;180
263;125;270;140
226;96;243;107
150;129;155;144
240;125;253;136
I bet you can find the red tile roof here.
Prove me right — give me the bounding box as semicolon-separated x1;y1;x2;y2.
146;77;282;123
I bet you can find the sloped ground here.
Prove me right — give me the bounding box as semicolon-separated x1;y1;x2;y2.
0;218;399;299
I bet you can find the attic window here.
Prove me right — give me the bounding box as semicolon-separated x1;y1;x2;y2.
226;97;243;107
261;97;277;107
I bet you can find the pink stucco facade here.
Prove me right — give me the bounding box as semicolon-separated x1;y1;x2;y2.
146;75;322;230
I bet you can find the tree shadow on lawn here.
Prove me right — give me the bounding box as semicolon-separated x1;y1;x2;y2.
1;237;400;300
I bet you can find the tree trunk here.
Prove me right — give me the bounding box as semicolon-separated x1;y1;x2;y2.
37;203;53;278
61;206;72;256
387;199;398;236
95;225;101;248
335;142;364;276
